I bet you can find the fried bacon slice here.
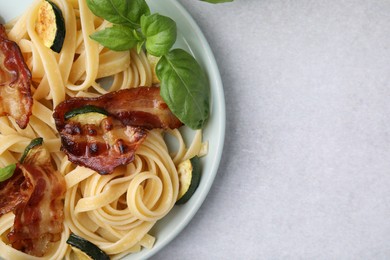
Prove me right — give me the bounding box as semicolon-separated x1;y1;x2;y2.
0;143;66;257
53;87;182;174
0;24;33;129
60;120;148;175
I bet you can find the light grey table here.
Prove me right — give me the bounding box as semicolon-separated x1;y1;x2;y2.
154;0;390;259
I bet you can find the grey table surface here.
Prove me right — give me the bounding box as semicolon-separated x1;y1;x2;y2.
154;0;390;259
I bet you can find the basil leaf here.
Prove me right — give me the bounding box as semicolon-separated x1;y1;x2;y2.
0;164;16;182
141;14;177;57
156;49;209;129
90;25;140;51
201;0;233;3
86;0;150;28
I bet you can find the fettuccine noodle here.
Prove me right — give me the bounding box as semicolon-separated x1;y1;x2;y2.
0;0;206;259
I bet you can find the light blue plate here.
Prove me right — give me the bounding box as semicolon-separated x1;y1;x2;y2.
0;0;226;259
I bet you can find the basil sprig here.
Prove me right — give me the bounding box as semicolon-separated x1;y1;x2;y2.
140;14;177;57
86;0;150;28
86;0;209;129
90;25;139;51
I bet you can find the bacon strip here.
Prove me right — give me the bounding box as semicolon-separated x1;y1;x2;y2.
60;120;148;175
0;144;66;257
0;24;33;129
54;87;182;130
53;87;182;174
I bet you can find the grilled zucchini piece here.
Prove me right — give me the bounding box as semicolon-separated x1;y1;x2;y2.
20;137;44;163
176;156;201;205
64;105;109;125
0;137;43;182
35;0;66;53
66;233;109;260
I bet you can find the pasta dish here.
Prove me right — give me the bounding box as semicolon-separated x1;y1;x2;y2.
0;0;208;259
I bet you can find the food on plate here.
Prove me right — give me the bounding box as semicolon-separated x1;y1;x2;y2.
176;156;202;205
53;87;182;174
86;0;210;130
35;0;66;53
66;233;110;260
0;24;33;129
0;138;66;257
0;0;208;259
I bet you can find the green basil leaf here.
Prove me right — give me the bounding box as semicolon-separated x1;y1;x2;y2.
90;25;139;51
156;49;209;129
0;164;16;182
201;0;233;3
86;0;150;28
141;13;177;57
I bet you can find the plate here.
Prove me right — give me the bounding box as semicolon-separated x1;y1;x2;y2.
0;0;226;259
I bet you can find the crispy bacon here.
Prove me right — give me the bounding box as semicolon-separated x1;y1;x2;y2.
54;87;183;130
53;87;182;174
0;24;33;129
61;120;148;175
0;144;66;257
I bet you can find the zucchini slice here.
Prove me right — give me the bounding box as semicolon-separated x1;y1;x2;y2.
65;105;109;125
19;137;43;163
0;137;44;181
66;233;109;260
176;156;201;205
35;0;66;53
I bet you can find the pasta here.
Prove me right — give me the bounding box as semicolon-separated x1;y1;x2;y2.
0;0;206;259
